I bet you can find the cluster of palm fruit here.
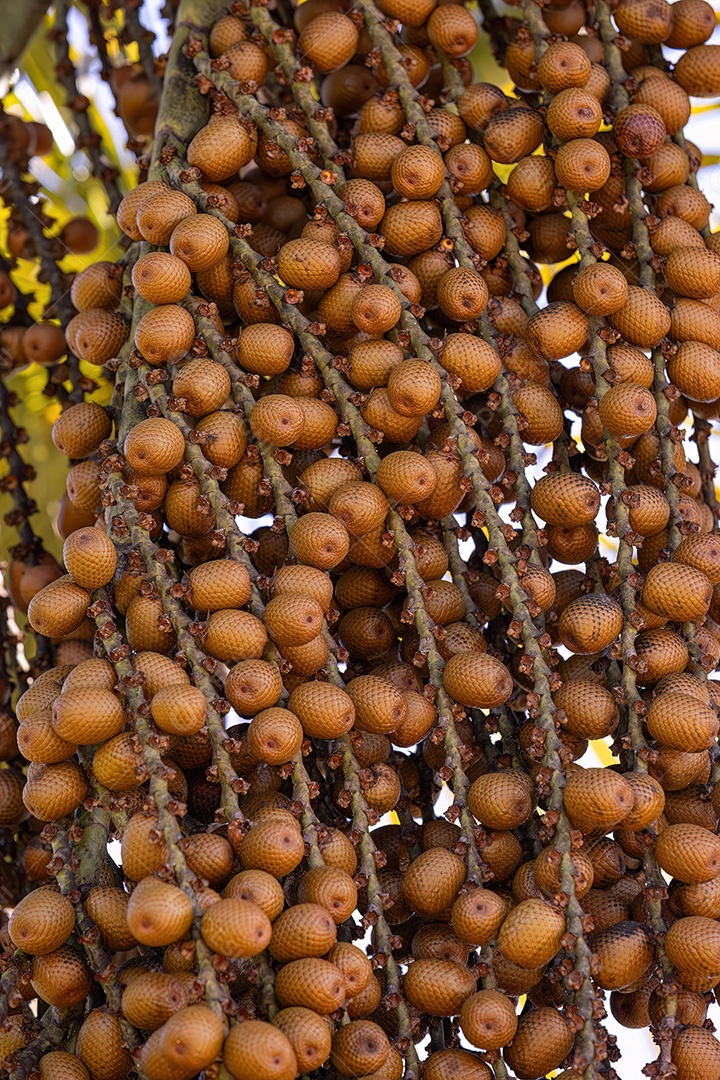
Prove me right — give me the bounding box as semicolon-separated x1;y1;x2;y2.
4;0;720;1077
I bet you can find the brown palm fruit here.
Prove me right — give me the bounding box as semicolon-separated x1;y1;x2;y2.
51;401;111;459
51;687;124;745
468;771;533;831
641;562;713;622
272;1008;332;1073
459;989;518;1051
436;266;489;321
591;921;655;991
330;1020;389;1076
206;608;267;662
483;106;543;164
326;942;373;997
615;0;672;40
298;10;358;72
451;888;507;946
671;1026;720;1080
117;180;169;239
665;915;720;985
82;886;135;951
563;767;634;833
553;680;619;740
608;284;672;346
329;481;388;537
444;142;492;197
439;333;501;392
380;200;443;256
649;985;706;1028
461;205;506;262
134;304;195;366
75;1010;134;1080
225;659;282;716
232;278;279;325
249;393;304;447
456;81;506;132
655;823;720;883
236;323;294;377
22;322;66;366
390;145;445;200
572;262;628;315
496;898;565;969
65;459;102;512
172;359;231;418
375;451;437;505
534;846;594;899
93;735;143;792
136;189;196;245
547;87;602;141
121;971;190;1030
667;340;720;402
555;136;611;192
351;284;401;335
221;1023;298;1080
646;691;718;751
123;417;185;476
437;621;487;661
503;1007;574;1080
245;708;303;766
276;238;341;290
62;527;116;591
643;140;691;192
506;155;556;213
345;675;407;735
361;387;423;442
169;213;229;272
132;251;192;305
656;183;712;230
443;651;512;708
338;177;386;230
354;132;406;181
274;957;346;1014
666;0;715;47
300;865;357;923
126;876;194;947
186;560;251;613
195;411;247;470
597;382;657;438
537;40;591;92
557;593;623;654
125;595;175;654
23;760;89;821
670;297;720;350
223;869;285;919
238;810;304;877
38;1051;91;1080
666;245;720;299
31;946;93;1007
426;2;477;54
71;260;122;311
150;684;207;736
526;301;588;360
17;711;78;765
141;1005;224;1080
404;959;477;1016
120;812;171;876
512;383;564;445
187;115;254;181
424;1049;493;1080
165;476;216;538
200;896;272;958
268;903;337;963
289;511;350;570
402;847;466;917
9;886;75;955
70;309;128;364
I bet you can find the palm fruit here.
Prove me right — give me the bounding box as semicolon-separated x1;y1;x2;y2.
140;1005;224;1080
272;1008;332;1073
31;946;93;1006
9;886;75;955
503;1007;574;1079
200;897;272;958
126;875;194;946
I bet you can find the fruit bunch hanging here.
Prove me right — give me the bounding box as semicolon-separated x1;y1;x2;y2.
3;0;720;1077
